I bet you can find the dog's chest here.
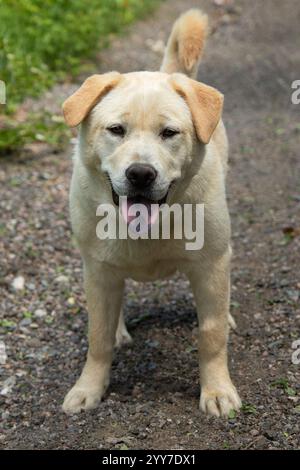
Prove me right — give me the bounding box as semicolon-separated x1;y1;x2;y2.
88;236;184;281
125;259;178;282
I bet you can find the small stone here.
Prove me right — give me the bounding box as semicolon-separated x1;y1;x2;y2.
105;437;119;445
2;411;9;420
67;297;75;306
214;0;227;5
135;404;144;413
1;376;16;396
12;276;25;291
287;289;299;302
264;431;277;441
34;308;47;318
55;275;69;284
19;318;32;327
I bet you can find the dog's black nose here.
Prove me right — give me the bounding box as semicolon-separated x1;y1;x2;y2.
125;164;157;188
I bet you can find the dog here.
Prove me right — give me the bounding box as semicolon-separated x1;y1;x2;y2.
61;9;241;417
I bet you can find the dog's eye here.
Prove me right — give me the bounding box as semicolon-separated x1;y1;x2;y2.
161;128;180;139
107;125;125;137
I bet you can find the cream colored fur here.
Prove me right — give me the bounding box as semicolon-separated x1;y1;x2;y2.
62;9;241;417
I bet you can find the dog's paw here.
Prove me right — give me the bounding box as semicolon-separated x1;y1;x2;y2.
200;382;241;417
62;384;104;414
115;323;132;348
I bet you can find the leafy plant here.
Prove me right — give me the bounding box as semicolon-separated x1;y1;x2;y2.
0;0;160;111
241;403;257;414
228;409;237;419
0;0;161;152
0;319;17;329
0;112;71;153
271;378;297;397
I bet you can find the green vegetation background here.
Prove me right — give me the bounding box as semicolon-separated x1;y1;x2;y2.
0;0;160;152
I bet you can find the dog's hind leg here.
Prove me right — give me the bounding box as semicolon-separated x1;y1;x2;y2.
228;313;237;330
115;309;132;348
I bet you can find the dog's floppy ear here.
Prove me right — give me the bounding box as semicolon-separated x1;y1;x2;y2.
170;74;223;144
62;72;121;127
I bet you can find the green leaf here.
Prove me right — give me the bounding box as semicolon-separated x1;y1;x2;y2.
228;409;237;419
119;444;129;450
293;405;300;414
286;386;296;397
241;403;257;414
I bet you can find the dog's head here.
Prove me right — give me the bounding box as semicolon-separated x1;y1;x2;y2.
63;70;223;221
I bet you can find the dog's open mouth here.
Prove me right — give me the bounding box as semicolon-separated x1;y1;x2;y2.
111;186;168;227
111;187;168;207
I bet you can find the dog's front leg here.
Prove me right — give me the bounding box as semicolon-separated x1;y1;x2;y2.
186;250;241;417
62;262;124;414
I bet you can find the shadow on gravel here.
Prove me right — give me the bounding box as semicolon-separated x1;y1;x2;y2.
127;305;197;330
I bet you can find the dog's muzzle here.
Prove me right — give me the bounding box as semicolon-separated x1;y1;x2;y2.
106;168;170;228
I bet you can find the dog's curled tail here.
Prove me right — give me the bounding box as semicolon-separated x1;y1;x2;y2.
160;9;208;79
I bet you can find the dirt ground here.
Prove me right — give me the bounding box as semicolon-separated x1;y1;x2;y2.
1;0;300;450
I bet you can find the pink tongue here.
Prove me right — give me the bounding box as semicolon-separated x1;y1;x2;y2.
121;197;159;228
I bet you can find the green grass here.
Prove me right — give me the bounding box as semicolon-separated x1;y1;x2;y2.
0;0;161;152
0;111;71;152
271;378;297;397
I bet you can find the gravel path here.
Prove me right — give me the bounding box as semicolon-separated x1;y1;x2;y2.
1;0;300;450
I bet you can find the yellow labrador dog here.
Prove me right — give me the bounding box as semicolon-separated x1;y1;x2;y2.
62;9;241;417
